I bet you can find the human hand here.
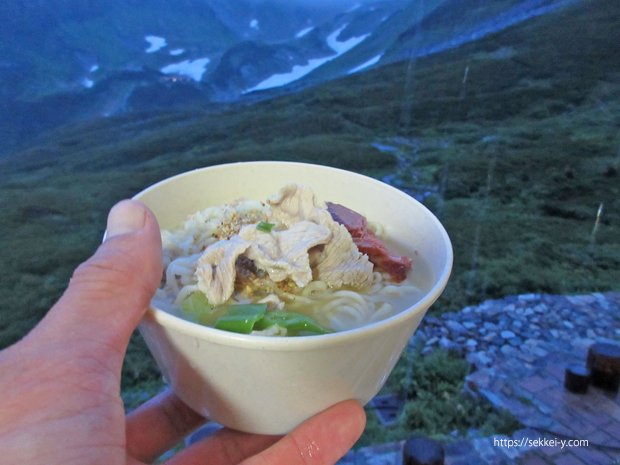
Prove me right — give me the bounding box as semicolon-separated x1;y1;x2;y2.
0;199;366;465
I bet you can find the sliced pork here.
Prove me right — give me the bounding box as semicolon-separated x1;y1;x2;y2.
326;202;412;282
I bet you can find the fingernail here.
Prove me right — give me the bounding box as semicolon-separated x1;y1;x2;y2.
103;200;147;241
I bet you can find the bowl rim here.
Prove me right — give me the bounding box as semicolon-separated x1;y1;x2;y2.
135;161;453;351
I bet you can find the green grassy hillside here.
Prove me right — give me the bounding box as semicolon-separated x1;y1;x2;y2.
1;0;619;403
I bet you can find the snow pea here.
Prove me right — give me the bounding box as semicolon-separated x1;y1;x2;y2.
181;295;329;336
254;310;330;336
213;303;268;334
181;292;213;323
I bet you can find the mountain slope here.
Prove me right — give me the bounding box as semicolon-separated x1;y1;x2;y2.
0;0;237;98
383;0;578;61
1;0;582;156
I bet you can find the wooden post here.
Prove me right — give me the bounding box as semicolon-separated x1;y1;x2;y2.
586;342;620;392
564;364;590;394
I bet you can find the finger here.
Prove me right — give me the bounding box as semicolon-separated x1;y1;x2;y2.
33;200;162;358
241;400;366;465
163;429;279;465
126;390;207;464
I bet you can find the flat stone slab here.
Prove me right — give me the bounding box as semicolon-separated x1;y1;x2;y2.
368;394;403;426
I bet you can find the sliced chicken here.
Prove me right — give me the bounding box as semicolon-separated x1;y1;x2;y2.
313;223;374;288
268;184;373;289
267;183;327;226
239;221;331;287
195;235;250;304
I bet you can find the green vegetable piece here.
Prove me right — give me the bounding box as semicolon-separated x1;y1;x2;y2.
214;303;268;334
255;311;330;336
256;221;276;233
181;292;213;322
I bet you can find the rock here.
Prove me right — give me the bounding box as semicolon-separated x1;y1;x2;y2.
421;346;434;355
439;336;457;351
500;330;516;339
500;344;517;356
403;436;445;465
468;351;493;367
517;352;537;363
531;346;549;358
446;320;467;334
425;316;442;325
508;337;521;347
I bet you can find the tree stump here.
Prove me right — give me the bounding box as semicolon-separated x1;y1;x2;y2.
403;436;445;465
587;342;620;392
564;364;590;394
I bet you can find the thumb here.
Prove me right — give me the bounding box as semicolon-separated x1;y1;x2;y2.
35;200;163;358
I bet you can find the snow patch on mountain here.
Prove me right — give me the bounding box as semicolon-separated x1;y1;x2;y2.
161;58;210;81
245;57;332;92
81;63;100;88
327;25;369;54
348;53;382;74
246;24;370;92
296;26;314;38
145;35;167;53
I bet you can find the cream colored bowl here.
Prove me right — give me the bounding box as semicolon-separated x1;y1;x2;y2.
134;161;452;434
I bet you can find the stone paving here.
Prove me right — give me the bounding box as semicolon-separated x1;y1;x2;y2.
339;292;620;465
